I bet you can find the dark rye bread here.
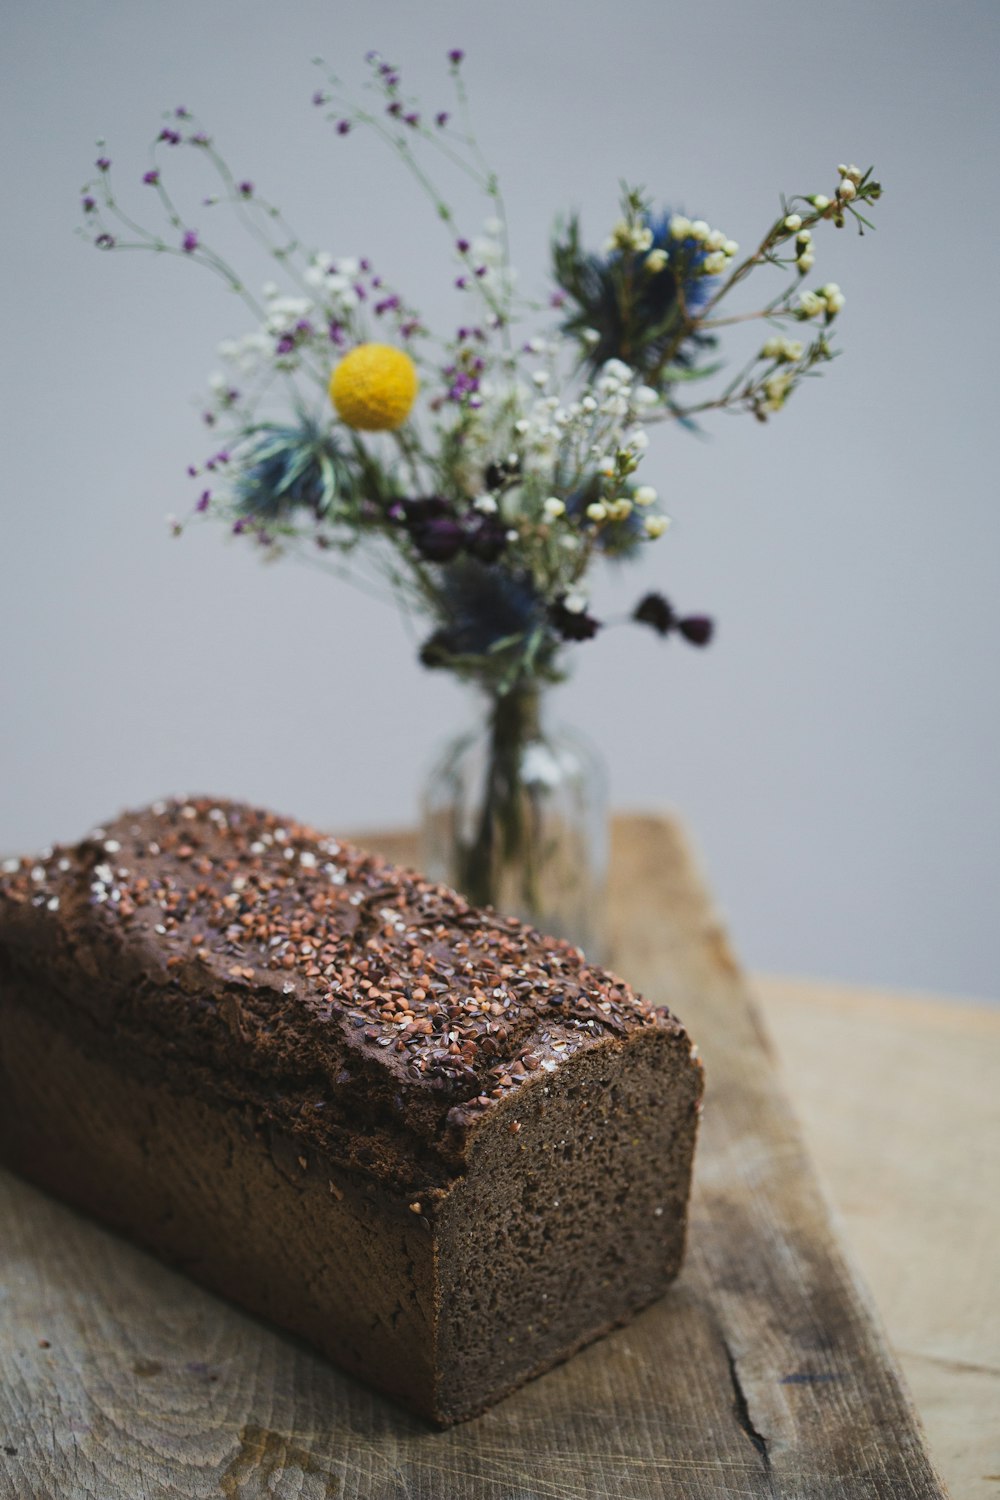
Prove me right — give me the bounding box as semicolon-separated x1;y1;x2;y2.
0;797;703;1425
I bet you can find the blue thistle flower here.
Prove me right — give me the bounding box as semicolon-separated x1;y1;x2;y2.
232;416;354;519
552;207;718;388
420;561;546;667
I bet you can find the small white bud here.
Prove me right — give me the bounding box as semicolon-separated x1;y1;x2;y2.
689;219;710;242
632;226;654;252
702;251;727;275
607;498;634;520
586;502;608;522
796;251;815;273
796;228;812;245
563;590;588;614
633;485;657;506
669;215;692;239
645;247;668;273
514;419;529;434
783;214;803;233
836;179;857;201
582;328;601;347
644;515;670;538
581;395;598;413
531;370;549;387
722;239;740;257
809;194;830;211
705;228;727;251
543;497;566;519
797;290;824;318
474;494;498;514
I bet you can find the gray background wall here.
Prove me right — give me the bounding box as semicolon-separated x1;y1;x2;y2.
3;0;998;1000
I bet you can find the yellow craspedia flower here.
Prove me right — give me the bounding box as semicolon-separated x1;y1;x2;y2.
329;343;419;431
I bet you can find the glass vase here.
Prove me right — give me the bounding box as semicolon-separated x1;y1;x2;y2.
420;685;608;960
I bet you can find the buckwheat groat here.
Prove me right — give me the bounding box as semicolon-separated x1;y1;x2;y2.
0;797;703;1424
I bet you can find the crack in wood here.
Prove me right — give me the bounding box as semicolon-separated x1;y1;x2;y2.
725;1341;775;1489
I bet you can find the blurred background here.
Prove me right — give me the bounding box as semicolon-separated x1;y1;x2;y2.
3;0;998;1000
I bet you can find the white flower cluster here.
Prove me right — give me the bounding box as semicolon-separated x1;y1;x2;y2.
781;214;815;273
762;370;793;412
303;252;362;307
668;216;739;277
796;283;846;319
761;335;804;363
835;163;864;202
604;219;654;255
483;359;669;541
216;329;273;376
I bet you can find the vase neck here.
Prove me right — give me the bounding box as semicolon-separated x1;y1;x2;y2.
488;684;543;746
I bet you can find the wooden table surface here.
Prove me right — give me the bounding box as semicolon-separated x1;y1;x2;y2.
753;975;1000;1500
1;816;995;1498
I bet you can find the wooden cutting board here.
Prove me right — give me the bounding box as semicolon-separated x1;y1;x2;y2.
0;815;949;1499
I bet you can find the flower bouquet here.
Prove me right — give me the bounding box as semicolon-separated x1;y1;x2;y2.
80;48;881;954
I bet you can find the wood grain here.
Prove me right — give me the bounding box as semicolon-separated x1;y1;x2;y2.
0;815;950;1499
754;976;1000;1500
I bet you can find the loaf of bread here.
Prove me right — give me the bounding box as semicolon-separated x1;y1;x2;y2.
0;797;703;1424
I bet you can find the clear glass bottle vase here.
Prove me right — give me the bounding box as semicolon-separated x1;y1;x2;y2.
420;685;608;960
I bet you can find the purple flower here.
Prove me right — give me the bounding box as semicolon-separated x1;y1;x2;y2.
633;592;714;646
238;180;254;197
143;169;160;185
196;490;211;512
400;319;420;338
174;106;191;119
328;320;346;345
550;599;601;642
81;196;96;213
312;90;328;107
677;615;714;646
232;518;247;535
158;128;181;146
466;517;507;563
386;101;402;118
435;112;449;128
413;517;464;562
95;157;111;171
353;282;367;302
190;131;210;147
336;119;351;135
275;333;295;355
455;276;468;290
404;112;420;128
95;232;115;249
456;237;470;254
633;593;675;635
550;290;567;308
448;49;465;66
375;295;401;316
359;258;371;272
182;229;198;253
